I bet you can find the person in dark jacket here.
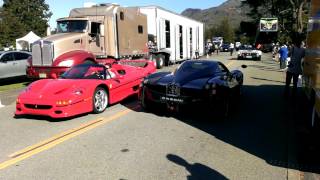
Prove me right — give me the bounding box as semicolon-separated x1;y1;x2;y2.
284;39;305;98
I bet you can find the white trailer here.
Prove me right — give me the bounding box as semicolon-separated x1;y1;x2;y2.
138;6;204;68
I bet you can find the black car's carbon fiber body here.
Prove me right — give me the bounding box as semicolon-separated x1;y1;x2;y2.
139;60;244;115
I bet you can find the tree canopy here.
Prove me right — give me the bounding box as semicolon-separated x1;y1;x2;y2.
0;0;52;48
242;0;310;43
205;17;235;43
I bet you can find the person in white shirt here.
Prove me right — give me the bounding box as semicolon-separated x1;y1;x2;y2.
229;42;235;56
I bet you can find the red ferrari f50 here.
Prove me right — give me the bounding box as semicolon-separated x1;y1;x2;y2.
15;61;156;118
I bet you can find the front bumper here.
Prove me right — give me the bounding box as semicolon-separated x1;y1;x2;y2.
27;66;70;79
15;97;92;118
238;53;260;59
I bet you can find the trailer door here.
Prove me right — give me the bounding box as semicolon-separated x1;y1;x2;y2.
159;18;166;49
175;25;181;61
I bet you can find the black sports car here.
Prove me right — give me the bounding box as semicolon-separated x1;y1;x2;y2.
139;60;245;117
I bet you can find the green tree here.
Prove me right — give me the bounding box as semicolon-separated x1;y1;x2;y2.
0;0;52;47
205;17;235;43
217;17;235;43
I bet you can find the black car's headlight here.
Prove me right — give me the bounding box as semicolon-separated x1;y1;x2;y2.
205;83;216;89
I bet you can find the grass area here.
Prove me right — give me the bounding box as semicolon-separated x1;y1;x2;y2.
0;82;29;92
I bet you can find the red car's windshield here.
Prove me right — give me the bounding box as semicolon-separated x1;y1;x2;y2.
60;64;106;79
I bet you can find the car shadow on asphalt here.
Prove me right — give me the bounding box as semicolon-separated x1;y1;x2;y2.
248;64;284;73
167;154;228;180
124;84;320;174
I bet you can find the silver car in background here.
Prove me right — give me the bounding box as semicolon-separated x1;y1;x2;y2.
0;51;31;79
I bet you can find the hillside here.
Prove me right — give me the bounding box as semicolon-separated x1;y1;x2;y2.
181;0;250;29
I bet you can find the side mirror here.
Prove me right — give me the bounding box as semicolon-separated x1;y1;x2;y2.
241;64;247;68
89;33;96;38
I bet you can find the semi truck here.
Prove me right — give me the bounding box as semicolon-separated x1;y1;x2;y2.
303;0;320;127
27;3;204;79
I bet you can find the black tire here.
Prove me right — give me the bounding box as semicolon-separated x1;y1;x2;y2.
156;54;165;69
257;56;261;61
149;54;157;67
237;56;241;60
92;87;108;114
141;87;152;111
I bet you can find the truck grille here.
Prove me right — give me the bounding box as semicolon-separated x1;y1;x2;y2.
32;41;54;66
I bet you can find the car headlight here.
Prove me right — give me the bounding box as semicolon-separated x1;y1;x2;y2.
56;100;72;107
57;60;74;67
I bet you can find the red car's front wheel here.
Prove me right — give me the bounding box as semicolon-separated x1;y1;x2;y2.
93;87;108;114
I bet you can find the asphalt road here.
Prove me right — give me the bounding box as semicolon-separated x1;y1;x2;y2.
0;52;303;179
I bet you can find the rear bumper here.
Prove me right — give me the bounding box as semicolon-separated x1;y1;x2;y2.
26;66;70;79
141;86;217;107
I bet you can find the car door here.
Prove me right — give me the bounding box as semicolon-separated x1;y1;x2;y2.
0;52;15;78
13;52;30;76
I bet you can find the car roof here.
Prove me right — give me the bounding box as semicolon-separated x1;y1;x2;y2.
0;51;31;54
186;60;219;65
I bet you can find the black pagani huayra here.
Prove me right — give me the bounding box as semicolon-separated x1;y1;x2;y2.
139;60;246;117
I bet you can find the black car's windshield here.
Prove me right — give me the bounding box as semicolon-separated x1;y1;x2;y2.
57;20;88;33
60;64;106;79
175;61;218;79
240;45;255;50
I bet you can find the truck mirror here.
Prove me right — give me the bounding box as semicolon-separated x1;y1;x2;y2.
89;33;96;38
100;24;105;36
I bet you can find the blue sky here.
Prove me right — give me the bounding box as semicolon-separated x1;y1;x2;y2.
1;0;226;28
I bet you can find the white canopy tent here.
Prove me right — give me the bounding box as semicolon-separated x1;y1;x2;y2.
15;31;41;51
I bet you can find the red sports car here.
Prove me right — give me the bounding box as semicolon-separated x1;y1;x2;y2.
15;61;156;118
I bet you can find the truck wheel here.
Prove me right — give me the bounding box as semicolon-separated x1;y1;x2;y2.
93;87;108;114
149;54;157;67
156;54;164;69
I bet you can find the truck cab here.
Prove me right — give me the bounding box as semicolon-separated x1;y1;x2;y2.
27;4;148;79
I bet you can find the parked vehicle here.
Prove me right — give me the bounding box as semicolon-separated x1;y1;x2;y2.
237;45;262;60
235;42;241;51
139;60;245;117
0;51;31;79
220;43;230;52
27;4;204;79
16;61;156;118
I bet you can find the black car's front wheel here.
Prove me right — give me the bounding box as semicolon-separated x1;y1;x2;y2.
93;87;108;114
141;87;151;111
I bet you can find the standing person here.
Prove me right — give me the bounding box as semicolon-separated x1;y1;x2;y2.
215;43;219;55
284;39;305;98
229;42;234;56
279;44;288;69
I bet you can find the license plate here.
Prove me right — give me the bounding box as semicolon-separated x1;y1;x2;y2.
246;56;252;58
39;73;47;78
161;96;183;103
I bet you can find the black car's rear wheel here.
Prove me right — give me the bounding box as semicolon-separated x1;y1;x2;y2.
93;87;108;114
